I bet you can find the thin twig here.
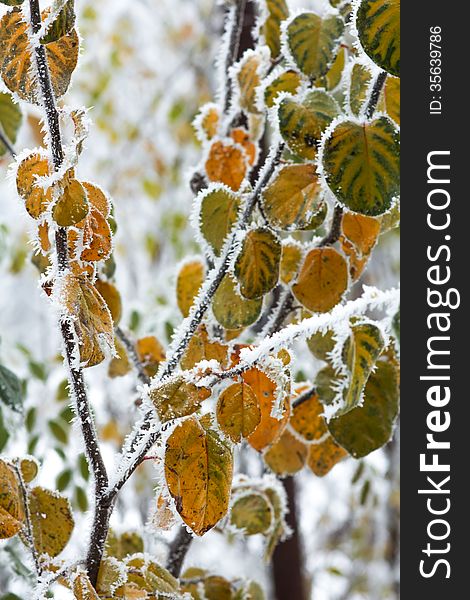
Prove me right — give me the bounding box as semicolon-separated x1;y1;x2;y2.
319;204;343;246
292;386;317;409
365;70;387;120
116;326;151;386
0;125;16;158
223;0;248;113
28;0;108;584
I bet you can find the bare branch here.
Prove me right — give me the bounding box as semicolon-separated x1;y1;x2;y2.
365;70;387;120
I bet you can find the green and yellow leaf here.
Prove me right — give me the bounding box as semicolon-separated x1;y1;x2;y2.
150;375;210;423
264;70;302;108
199;186;241;256
53;178;89;227
0;91;21;156
230;493;273;535
177;259;205;317
0;459;24;539
212;275;262;330
260;0;289;59
216;381;261;443
28;486;74;557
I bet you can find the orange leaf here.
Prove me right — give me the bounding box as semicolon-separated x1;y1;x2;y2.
205;140;246;191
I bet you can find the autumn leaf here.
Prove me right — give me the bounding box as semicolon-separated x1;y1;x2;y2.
28;486;74;557
264;429;308;475
177;259;205;318
216;381;261;443
205;140;247;191
136;336;166;378
230;493;273;535
150;375;210;422
16;151;52;219
164;416;233;535
0;459;24;539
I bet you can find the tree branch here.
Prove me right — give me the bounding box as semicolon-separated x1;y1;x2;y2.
28;0;108;584
319;204;343;247
166;527;193;577
223;0;248;113
116;326;151;386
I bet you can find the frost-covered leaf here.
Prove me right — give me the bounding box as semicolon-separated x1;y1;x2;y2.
136;336;165;378
349;62;372;116
286;12;344;80
216;381;261;443
307;435;348;476
16;151;53;219
280;241;303;286
0;92;21;156
318;45;346;90
356;0;400;76
53;178;89;227
96;557;125;597
150;376;210;423
262;164;325;230
199;186;241;257
230;493;273;535
329;359;399;457
245;368;290;452
62;274;114;368
94;280;122;325
203;575;233;600
78;208;112;263
292;247;348;312
19;458;38;483
382;75;400;125
0;8;79;103
40;0;76;45
234;228;281;299
0;364;23;413
164;416;233;535
260;0;289;59
205;140;247;191
28;486;74;557
315;363;339;405
180;325;229;371
322;117;400;216
342;212;380;256
236;51;264;115
123;554;180;596
0;459;24;539
278;90;339;159
231;127;257;166
73;571;100;600
264;429;307;475
82;182;111;217
177;259;205;317
194;103;220;142
108;336;132;378
264;70;302;108
212;275;262;330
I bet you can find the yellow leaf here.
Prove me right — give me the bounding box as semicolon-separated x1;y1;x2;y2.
342;211;380;257
262;164;325;230
0;8;79;103
0;91;22;157
79;207;112;262
29;486;74;557
260;0;289;59
234;227;281;299
108;336;132;378
53;179;89;227
152;494;177;531
245;368;290;452
105;530;144;560
0;459;24;540
62;274;114;368
73;572;100;600
349;62;372;116
16;151;52;219
199;186;241;256
216;381;261;443
195;103;220;142
264;429;308;475
280;241;303;285
180;325;229;371
94;280;122;324
150;375;210;422
307;435;348;476
290;389;327;442
231;127;257;166
264;70;302;108
123;555;180;596
20;457;38;483
236;52;264;115
177;260;205;317
383;75;400;125
165;416;233;535
82;182;111;217
205;140;247;191
136;336;165;378
212;275;262;330
292;247;348;312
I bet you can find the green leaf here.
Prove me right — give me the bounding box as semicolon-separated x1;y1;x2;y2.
356;0;400;76
105;529;144;560
150;375;210;422
328;359;400;457
261;0;289;59
74;485;88;512
212;275;262;330
286;12;344;80
315;363;339;405
278;90;340;159
234;228;281;299
199;186;241;256
0;407;9;452
230;493;273;535
0;364;23;413
0;0;24;5
262;163;325;231
340;323;385;415
40;0;76;45
78;453;90;481
322;116;400;216
56;469;72;492
307;330;335;362
348;62;372;116
0;92;21;156
48;419;68;444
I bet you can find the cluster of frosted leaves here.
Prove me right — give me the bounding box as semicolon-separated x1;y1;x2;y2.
0;458;74;559
180;566;266;599
0;2;79;104
309;322;400;458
